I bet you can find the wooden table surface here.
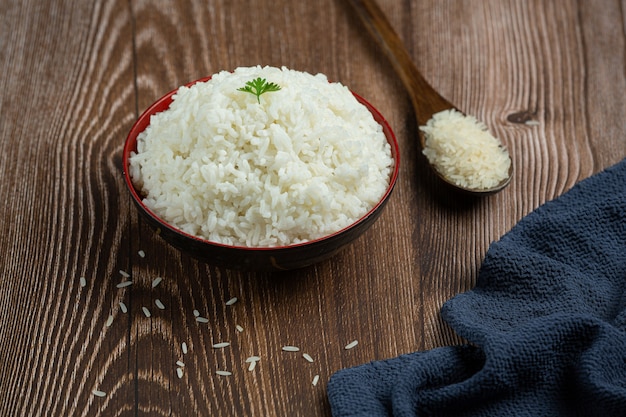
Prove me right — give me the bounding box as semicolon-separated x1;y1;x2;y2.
1;0;625;415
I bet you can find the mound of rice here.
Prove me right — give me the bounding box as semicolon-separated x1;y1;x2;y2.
420;109;510;190
129;66;393;247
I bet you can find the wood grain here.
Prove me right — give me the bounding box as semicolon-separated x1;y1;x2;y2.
0;0;624;416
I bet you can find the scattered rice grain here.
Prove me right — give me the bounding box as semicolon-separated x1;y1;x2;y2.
155;299;165;310
176;367;184;379
302;353;314;363
119;301;128;313
142;306;151;317
105;315;114;327
193;309;200;317
216;370;232;376
182;342;188;354
138;250;146;258
212;342;230;349
312;375;320;386
119;270;130;278
345;340;359;350
245;356;261;371
196;316;209;323
525;120;540;126
151;277;162;288
236;324;244;333
79;277;86;287
282;346;300;352
225;297;238;306
176;360;185;367
92;389;107;397
116;280;133;289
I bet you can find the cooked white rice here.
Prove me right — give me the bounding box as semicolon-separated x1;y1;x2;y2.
129;66;393;247
420;109;510;190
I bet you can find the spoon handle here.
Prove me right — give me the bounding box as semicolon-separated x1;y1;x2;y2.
347;0;454;125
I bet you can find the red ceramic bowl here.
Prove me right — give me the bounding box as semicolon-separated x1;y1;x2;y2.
123;77;400;271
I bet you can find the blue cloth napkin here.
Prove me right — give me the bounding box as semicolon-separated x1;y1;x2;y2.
328;158;626;417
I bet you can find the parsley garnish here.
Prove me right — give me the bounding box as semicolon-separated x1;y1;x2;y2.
238;77;281;103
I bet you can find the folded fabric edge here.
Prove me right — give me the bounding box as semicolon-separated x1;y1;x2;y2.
328;346;485;417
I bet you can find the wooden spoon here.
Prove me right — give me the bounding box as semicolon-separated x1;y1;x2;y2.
347;0;512;195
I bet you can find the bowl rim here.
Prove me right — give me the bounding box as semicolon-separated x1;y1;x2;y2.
122;76;400;252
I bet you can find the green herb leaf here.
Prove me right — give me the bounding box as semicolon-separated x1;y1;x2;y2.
237;77;281;103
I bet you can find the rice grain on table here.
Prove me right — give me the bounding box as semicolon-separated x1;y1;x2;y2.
176;368;184;379
245;357;261;371
282;346;300;352
344;340;359;350
212;342;231;349
129;66;393;247
302;353;314;363
182;342;188;354
216;370;232;376
155;299;165;310
92;389;106;397
119;270;130;278
236;324;244;333
116;281;132;289
151;277;163;288
142;307;151;317
312;375;320;386
105;315;114;327
225;297;238;306
195;316;209;323
79;277;86;287
176;360;185;367
119;301;128;313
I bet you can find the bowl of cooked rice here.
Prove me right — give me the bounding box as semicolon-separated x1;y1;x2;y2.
123;66;399;271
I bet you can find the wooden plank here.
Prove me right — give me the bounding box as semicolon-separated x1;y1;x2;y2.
0;0;624;416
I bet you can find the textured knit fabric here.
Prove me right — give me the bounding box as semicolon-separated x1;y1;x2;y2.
327;158;626;417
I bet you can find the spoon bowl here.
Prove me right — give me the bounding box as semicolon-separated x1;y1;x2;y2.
347;0;512;195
